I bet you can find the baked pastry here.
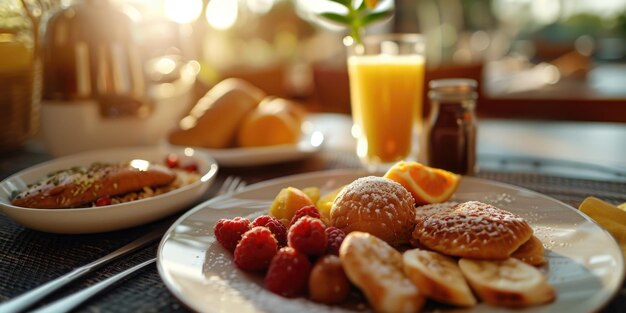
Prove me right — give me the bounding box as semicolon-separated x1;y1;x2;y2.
330;176;416;246
403;249;477;307
459;257;556;307
339;232;425;313
237;97;302;147
258;97;306;124
169;78;265;148
11;162;176;209
414;201;458;220
413;201;533;259
511;235;546;266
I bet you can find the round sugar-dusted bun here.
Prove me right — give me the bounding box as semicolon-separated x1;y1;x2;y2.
330;176;416;246
413;201;533;259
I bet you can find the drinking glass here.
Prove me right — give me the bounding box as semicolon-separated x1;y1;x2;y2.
0;0;48;152
346;33;426;171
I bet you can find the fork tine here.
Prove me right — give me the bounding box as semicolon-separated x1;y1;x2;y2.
217;176;247;196
227;176;242;194
235;180;247;192
218;176;234;196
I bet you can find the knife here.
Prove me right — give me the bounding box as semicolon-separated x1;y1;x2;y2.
31;258;156;313
0;221;171;313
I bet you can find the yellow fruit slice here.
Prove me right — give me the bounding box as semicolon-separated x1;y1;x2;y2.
316;185;346;220
302;186;321;203
269;186;315;221
384;161;460;205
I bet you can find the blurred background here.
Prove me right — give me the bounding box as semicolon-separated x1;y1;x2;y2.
107;0;626;116
1;0;625;153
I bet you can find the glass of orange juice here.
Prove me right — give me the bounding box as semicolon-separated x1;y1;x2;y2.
346;33;426;171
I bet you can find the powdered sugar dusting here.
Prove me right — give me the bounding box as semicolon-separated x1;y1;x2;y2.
331;176;415;245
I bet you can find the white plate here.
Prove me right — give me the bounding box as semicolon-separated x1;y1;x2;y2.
0;146;218;234
157;169;624;313
168;123;325;167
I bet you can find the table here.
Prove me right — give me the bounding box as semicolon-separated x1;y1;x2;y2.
1;117;626;312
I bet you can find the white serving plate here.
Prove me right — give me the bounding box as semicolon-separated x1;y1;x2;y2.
157;169;624;313
0;146;218;234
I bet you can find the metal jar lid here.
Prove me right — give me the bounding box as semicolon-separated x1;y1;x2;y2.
428;78;478;101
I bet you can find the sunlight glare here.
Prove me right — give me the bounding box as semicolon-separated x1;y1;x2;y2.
206;0;238;30
310;131;325;147
246;0;274;14
130;159;150;171
164;0;203;24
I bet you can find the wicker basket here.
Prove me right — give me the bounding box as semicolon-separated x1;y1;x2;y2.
0;61;41;153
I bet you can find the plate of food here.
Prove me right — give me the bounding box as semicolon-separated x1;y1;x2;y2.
157;162;624;313
166;78;324;167
0;146;218;234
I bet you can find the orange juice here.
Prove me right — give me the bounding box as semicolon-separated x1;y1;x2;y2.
348;54;425;164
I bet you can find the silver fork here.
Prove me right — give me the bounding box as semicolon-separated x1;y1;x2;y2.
12;177;247;313
218;175;247;195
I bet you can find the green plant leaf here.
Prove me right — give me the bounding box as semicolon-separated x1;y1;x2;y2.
361;9;393;26
319;12;352;25
358;0;367;10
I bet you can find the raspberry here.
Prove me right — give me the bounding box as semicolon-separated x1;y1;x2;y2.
234;227;278;272
325;227;346;256
289;205;321;226
214;217;251;252
253;215;288;247
288;216;327;256
165;154;179;168
265;247;311;297
95;196;112;207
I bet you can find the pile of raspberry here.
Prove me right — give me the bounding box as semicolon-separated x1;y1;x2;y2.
214;205;348;301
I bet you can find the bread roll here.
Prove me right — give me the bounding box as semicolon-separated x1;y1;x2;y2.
413;201;533;259
169;78;265;148
330;176;415;246
258;97;307;124
237;99;301;147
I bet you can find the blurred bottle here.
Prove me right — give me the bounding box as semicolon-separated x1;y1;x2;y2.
0;0;46;152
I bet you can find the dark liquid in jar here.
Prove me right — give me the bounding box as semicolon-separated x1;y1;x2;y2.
427;102;476;175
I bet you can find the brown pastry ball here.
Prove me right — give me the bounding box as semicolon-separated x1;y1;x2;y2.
330;176;416;246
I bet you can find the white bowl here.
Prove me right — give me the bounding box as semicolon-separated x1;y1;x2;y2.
0;146;218;234
40;61;197;157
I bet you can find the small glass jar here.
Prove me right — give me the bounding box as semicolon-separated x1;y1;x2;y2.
425;79;478;175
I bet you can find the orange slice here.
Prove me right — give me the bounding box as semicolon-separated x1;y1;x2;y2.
383;161;460;205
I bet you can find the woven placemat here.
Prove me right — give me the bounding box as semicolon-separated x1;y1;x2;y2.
1;152;625;312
